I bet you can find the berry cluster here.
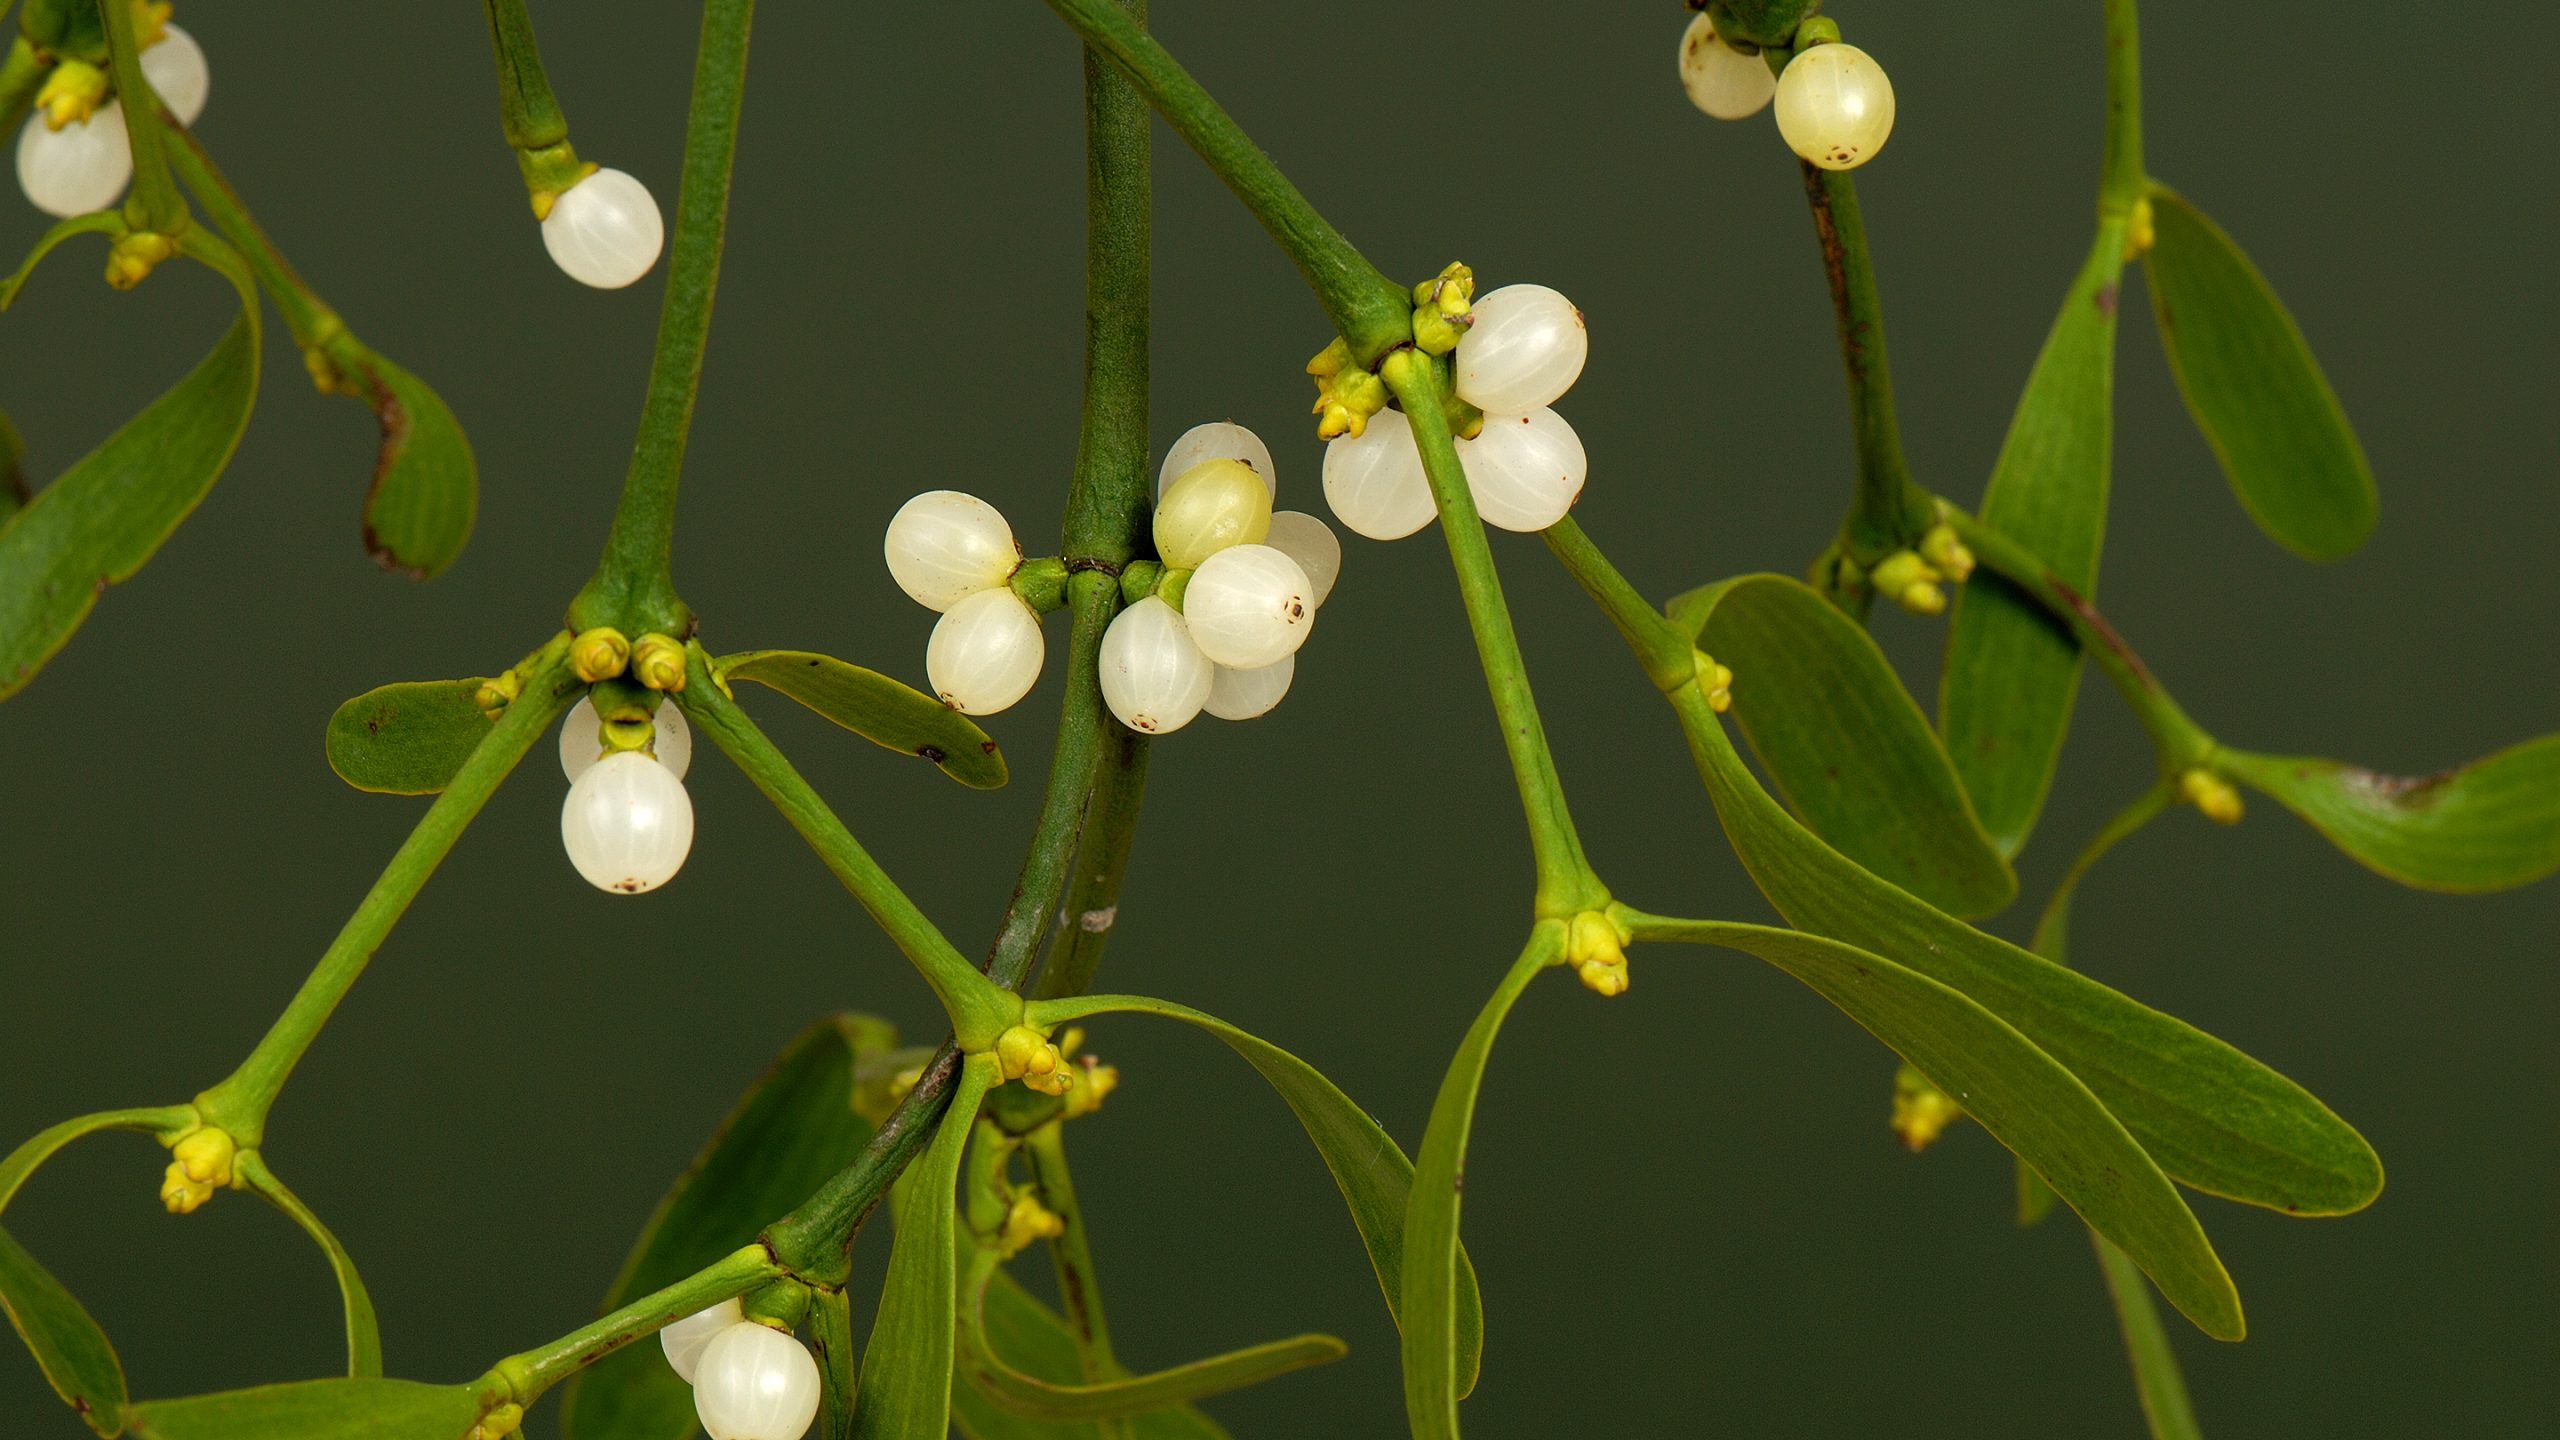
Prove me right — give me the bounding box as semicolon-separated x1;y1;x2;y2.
659;1300;822;1440
558;685;696;895
1322;282;1591;540
1679;14;1896;171
14;20;209;218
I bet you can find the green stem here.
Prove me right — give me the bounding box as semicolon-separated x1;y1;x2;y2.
1382;357;1604;918
1800;164;1933;559
1032;738;1149;1001
568;0;755;639
98;0;180;233
0;37;47;136
1024;1125;1124;1394
1038;0;1409;364
2101;0;2146;214
2093;1229;2206;1440
194;639;579;1146
1540;517;1693;693
766;1046;958;1284
676;650;1013;1045
1941;505;2216;770
488;1244;784;1406
2030;777;2172;958
480;0;569;150
159;125;340;348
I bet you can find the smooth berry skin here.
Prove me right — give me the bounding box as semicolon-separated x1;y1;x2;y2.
692;1322;821;1440
927;586;1045;715
143;24;211;126
1321;408;1437;542
560;750;694;895
1776;43;1896;171
17;104;132;218
1457;407;1588;533
1181;544;1314;670
559;696;693;783
1454;284;1588;415
884;491;1020;612
660;1299;744;1385
1098;596;1212;735
541;167;665;289
1153;459;1273;570
1262;510;1342;608
1159;421;1275;500
1205;653;1294;721
1678;13;1774;121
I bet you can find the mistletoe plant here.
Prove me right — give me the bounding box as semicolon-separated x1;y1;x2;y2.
3;1;2555;1437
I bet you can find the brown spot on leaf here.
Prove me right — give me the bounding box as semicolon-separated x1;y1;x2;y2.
918;744;948;764
2094;282;2118;317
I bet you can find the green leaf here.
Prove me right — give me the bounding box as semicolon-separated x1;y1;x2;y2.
717;650;1007;789
323;679;497;795
2223;737;2560;893
1632;917;2239;1340
2093;1231;2206;1440
1940;223;2125;856
1673;690;2383;1218
852;1056;995;1440
235;1155;382;1379
0;1223;126;1435
0;212;125;307
2144;186;2377;560
341;348;476;579
0;229;260;700
1027;994;1485;1392
129;1379;487;1440
1398;937;1553;1440
559;1014;895;1440
954;1270;1231;1440
0;1107;191;1214
1670;574;2015;916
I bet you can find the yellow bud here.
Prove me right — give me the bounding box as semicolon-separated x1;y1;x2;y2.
474;670;524;720
570;627;631;682
994;1025;1066;1091
1897;580;1947;616
631;634;688;693
131;2;174;47
172;1126;236;1186
1917;523;1976;583
36;61;108;129
469;1403;526;1440
1304;337;1351;381
2179;768;2244;825
1573;958;1630;996
1890;1063;1965;1152
2123;195;2156;261
1062;1059;1119;1119
104;232;177;291
1566;909;1631;997
159;1161;214;1214
1019;1067;1073;1098
1307;343;1388;441
997;1192;1067;1257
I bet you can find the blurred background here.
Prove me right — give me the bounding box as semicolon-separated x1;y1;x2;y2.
4;2;2554;1434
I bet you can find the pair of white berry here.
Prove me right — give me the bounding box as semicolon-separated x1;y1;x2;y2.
1322;283;1592;540
1679;13;1896;171
1101;423;1339;734
14;24;209;218
558;697;696;895
661;1299;821;1440
884;490;1045;716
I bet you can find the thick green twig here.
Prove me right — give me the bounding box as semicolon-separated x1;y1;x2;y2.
1801;164;1935;560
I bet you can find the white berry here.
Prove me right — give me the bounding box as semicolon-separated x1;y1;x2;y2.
692;1321;821;1440
559;696;692;783
1159;422;1275;500
1262;510;1341;608
1098;596;1212;735
16;104;131;219
142;24;210;126
1321;407;1437;541
1454;284;1588;415
561;750;694;894
1205;654;1294;721
1181;544;1314;670
884;491;1020;611
927;586;1045;715
1153;459;1272;569
541;167;665;289
1678;13;1774;121
1458;408;1588;533
660;1299;744;1386
1775;43;1895;171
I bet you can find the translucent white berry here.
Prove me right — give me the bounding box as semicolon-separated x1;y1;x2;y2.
1153;459;1272;569
559;696;693;783
142;24;211;126
1679;13;1774;121
884;491;1020;611
541;167;665;289
1321;407;1437;542
1158;422;1275;500
692;1322;821;1440
1458;408;1588;533
1098;596;1212;735
660;1299;744;1385
927;586;1044;715
1181;544;1314;670
16;104;131;219
561;750;694;894
1205;653;1294;721
1453;284;1588;415
1262;510;1341;608
1775;43;1895;171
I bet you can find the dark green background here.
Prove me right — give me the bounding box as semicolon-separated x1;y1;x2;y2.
4;2;2553;1434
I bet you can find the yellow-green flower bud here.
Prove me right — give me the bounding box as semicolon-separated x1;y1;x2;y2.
1890;1063;1965;1152
468;1403;525;1440
2179;767;2244;825
996;1191;1067;1258
473;670;524;719
2123;195;2156;262
1061;1058;1120;1119
631;633;688;692
1566;909;1632;997
104;232;177;291
570;627;631;682
1693;650;1735;713
1917;523;1976;583
1307;340;1389;440
36;61;109;129
1412;261;1476;314
159;1125;236;1213
994;1024;1066;1091
1868;550;1945;616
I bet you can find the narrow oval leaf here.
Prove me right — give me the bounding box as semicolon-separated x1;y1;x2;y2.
2093;1231;2207;1440
1636;919;2239;1339
323;679;498;795
559;1014;894;1440
2223;737;2560;893
718;650;1007;789
2144;186;2377;560
0;230;260;700
129;1379;485;1440
0;212;125;307
1672;688;2383;1217
0;1223;126;1435
954;1269;1231;1440
852;1057;995;1440
1670;574;2015;916
0;1107;191;1214
1026;994;1486;1393
340;347;476;579
235;1155;382;1379
1940;224;2125;856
